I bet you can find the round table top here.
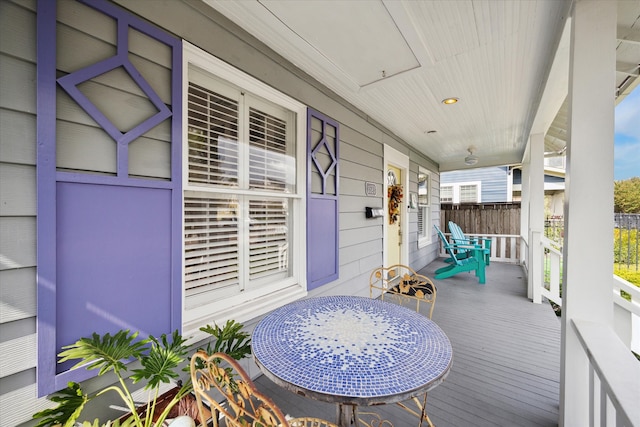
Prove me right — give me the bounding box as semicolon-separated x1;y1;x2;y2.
252;295;453;405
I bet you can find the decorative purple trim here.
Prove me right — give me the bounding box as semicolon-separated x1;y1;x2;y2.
56;171;175;189
36;0;59;396
56;56;172;147
170;46;183;328
310;119;338;195
306;108;340;289
36;0;183;396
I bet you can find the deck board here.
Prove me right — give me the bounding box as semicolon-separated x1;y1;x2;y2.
253;260;561;426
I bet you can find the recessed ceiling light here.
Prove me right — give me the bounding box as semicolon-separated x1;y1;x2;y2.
442;97;459;105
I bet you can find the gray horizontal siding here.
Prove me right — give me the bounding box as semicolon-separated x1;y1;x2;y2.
0;1;45;425
0;109;37;165
0;268;36;323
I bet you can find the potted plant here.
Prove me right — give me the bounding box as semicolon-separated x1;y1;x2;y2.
33;320;251;427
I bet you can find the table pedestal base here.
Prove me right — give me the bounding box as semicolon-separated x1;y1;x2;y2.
337;403;357;427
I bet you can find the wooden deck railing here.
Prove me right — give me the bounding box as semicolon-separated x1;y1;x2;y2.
541;236;563;306
539;236;640;354
438;232;521;263
572;319;640;426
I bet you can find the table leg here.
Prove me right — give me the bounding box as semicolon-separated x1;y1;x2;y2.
337;404;360;427
395;392;435;427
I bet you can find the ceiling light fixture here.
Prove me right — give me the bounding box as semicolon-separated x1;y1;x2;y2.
442;97;459;105
464;147;478;166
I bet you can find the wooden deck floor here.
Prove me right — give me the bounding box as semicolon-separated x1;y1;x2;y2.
254;260;561;427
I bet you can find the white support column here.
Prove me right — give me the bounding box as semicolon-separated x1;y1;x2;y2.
529;133;545;304
560;1;616;425
520;151;532;297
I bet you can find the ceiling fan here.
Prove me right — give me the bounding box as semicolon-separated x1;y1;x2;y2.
464;146;478;166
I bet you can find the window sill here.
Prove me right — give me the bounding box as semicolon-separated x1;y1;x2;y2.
418;237;432;249
183;284;307;342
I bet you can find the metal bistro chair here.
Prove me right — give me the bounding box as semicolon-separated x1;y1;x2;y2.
368;265;438;426
190;351;339;427
369;264;437;319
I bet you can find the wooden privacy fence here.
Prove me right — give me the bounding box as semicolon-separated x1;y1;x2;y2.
440;202;521;235
440;203;522;263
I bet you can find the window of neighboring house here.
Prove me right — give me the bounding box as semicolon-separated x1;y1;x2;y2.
417;168;432;247
183;43;307;338
459;184;479;203
440;185;453;203
440;182;481;203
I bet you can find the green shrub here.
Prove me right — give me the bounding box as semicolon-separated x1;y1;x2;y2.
614;265;640;287
613;229;638;265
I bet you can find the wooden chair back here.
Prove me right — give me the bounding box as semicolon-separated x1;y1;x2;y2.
369;264;437;318
448;221;491;265
190;351;340;427
190;351;289;427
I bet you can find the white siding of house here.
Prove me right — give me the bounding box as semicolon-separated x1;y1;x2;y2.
0;1;440;424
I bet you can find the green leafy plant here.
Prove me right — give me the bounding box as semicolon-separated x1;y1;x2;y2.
199;320;251;361
33;321;251;427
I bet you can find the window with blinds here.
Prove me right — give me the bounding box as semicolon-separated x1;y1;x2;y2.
185;63;298;310
417;168;431;241
188;82;239;187
184;196;240;298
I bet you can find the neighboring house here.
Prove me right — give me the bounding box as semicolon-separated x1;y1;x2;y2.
512;156;566;218
0;1;440;424
442;159;566;218
440;166;511;204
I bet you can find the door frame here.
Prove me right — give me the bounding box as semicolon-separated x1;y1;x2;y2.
383;145;410;268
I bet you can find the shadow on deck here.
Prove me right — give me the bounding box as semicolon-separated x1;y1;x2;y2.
254;260;561;427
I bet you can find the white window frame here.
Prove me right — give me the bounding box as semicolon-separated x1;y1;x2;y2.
440;185;454;203
440;181;481;204
417;167;432;248
182;42;307;340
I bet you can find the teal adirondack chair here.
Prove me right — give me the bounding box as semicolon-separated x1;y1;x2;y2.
448;221;491;265
434;225;487;284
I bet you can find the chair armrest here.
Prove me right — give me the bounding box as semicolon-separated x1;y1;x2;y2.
449;243;482;250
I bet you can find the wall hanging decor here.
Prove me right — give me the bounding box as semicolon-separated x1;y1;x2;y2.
388;184;403;224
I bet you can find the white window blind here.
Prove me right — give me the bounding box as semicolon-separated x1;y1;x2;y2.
248;107;291;192
187;82;239;187
417;168;431;244
184;196;240;297
248;199;289;280
185;62;298;312
417;208;425;236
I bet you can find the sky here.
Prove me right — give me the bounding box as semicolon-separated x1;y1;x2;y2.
614;86;640;181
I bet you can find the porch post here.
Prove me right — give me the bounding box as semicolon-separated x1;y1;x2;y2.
529;133;545;304
520;153;532;298
560;1;615;425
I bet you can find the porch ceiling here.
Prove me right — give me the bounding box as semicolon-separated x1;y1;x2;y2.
203;0;640;171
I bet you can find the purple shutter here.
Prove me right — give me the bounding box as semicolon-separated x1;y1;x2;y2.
36;0;182;396
306;109;339;289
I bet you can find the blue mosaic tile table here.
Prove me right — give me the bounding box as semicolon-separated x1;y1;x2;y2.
252;296;453;407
